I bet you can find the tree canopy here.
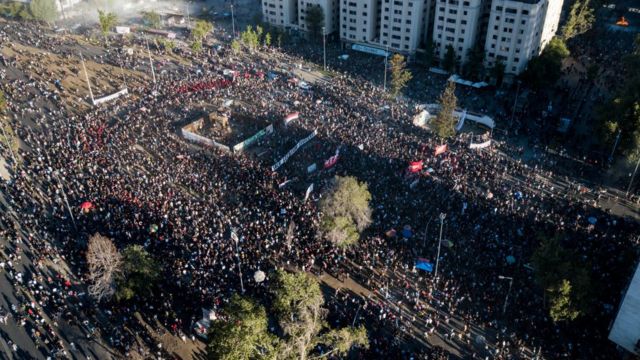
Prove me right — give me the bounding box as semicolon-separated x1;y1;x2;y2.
305;5;324;39
116;245;160;301
560;0;595;41
86;234;122;302
521;37;569;90
442;44;457;73
389;54;413;98
208;270;369;359
531;234;592;322
595;36;640;162
191;20;213;52
97;10;117;45
30;0;58;24
432;81;458;139
141;10;161;28
319;176;372;248
464;45;485;81
207;295;276;360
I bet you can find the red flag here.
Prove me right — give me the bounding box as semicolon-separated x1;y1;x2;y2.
408;161;423;173
434;144;447;156
324;148;340;169
324;154;339;169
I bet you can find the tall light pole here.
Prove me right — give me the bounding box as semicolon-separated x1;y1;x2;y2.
231;3;236;38
79;52;95;105
322;26;326;71
145;38;157;86
231;229;245;293
434;213;446;278
53;170;77;230
498;275;513;315
609;130;621;163
509;80;521;128
383;46;389;91
626;156;640;196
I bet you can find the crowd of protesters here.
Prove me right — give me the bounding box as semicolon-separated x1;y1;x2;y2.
0;19;638;360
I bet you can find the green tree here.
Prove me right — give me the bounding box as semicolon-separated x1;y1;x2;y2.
240;26;260;51
158;38;175;53
531;234;591;322
549;279;581;322
389;54;413;98
319;176;372;248
432;81;458;139
191;19;213;52
231;39;242;54
464;45;485;81
442;44;457;73
97;10;117;45
207;295;276;360
560;0;595;41
423;39;434;68
492;59;506;87
271;270;368;358
0;2;32;20
192;19;214;40
531;235;570;290
521;37;569;90
305;5;325;39
255;25;264;44
116;245;160;301
264;32;272;47
141;10;161;28
191;40;203;53
30;0;58;24
595;41;640;157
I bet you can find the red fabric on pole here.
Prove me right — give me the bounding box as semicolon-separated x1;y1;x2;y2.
434;144;447;156
408;161;423;173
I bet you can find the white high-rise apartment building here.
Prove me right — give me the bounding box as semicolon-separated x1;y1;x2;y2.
378;0;430;53
484;0;564;75
262;0;299;29
540;0;563;49
298;0;340;34
340;0;379;43
432;0;485;65
262;0;298;28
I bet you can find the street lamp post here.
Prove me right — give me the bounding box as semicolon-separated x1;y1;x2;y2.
627;156;640;196
510;80;521;128
434;213;446;278
498;275;513;315
231;229;245;293
53;170;77;230
322;26;326;71
231;3;236;39
383;46;389;91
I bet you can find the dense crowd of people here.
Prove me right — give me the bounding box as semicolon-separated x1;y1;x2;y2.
0;18;638;360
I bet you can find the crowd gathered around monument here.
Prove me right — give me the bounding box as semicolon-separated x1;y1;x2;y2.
0;18;638;360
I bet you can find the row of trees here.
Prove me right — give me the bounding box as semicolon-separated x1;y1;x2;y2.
0;0;58;24
596;35;640;162
86;234;159;302
208;270;368;359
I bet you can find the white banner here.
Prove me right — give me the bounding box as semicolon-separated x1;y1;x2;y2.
181;129;231;152
271;130;317;172
304;183;314;202
93;88;128;106
469;139;492;149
